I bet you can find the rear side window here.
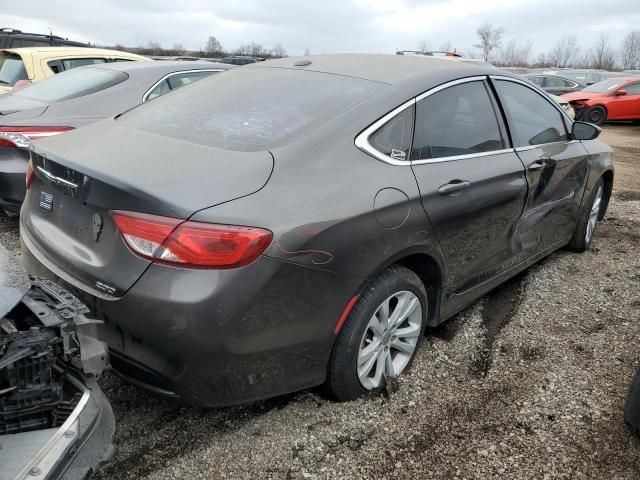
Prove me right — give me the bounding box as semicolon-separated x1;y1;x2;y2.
15;67;128;103
60;58;107;70
0;54;28;86
546;77;576;88
411;81;505;160
10;38;52;48
121;68;383;151
495;80;568;147
145;79;171;100
527;76;545;87
369;106;414;161
166;70;217;89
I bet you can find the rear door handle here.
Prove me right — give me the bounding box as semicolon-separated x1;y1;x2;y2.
527;158;548;171
438;180;471;195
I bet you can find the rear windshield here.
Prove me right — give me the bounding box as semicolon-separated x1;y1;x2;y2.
15;67;128;103
119;67;383;151
0;54;28;86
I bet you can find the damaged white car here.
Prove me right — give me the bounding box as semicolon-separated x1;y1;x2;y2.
0;278;114;480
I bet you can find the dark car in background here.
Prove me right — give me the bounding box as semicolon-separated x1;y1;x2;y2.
0;27;87;48
525;73;586;95
20;54;613;407
0;60;233;215
220;55;261;65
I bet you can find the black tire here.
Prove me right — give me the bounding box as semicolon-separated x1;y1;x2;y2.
584;106;607;125
327;265;428;401
625;365;640;436
567;177;604;252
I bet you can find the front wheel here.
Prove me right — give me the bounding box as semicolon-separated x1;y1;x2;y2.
567;178;604;252
584;106;607;125
327;266;427;401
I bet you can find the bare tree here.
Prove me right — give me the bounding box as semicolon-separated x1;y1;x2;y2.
248;42;266;57
172;42;185;55
271;43;287;58
417;39;428;53
548;35;579;67
439;40;453;53
620;30;640;70
590;32;616;70
474;21;504;61
496;38;533;67
147;41;162;56
205;36;223;55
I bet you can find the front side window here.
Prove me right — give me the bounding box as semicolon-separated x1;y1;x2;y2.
0;54;28;86
411;80;505;160
60;58;107;70
623;83;640;95
495;80;568;147
369;105;414;161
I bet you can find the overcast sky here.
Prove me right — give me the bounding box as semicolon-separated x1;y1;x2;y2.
3;0;640;57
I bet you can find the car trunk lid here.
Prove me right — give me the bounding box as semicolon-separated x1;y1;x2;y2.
0;95;48;120
21;120;274;297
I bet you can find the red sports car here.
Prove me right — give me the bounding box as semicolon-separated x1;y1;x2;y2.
562;76;640;125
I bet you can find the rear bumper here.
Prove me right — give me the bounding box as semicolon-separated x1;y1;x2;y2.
21;233;364;407
0;147;28;213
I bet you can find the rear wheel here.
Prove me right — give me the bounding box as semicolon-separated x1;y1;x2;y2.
327;266;427;401
584;106;607;125
568;178;604;252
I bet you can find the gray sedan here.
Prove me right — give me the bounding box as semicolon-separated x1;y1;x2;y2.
0;60;233;215
20;55;613;407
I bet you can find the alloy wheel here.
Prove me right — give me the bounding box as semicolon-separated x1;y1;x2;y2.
357;290;422;390
586;185;603;244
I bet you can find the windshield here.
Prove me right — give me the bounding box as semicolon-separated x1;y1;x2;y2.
120;67;383;151
0;54;28;86
583;79;624;93
15;67;128;103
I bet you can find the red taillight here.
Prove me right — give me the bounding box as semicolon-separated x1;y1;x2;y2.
111;211;273;268
25;161;34;189
0;126;73;149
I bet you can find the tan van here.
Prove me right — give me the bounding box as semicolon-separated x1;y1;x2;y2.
0;47;150;94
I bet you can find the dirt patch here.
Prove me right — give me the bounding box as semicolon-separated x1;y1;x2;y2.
471;273;526;377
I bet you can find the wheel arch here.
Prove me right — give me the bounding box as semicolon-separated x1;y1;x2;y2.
364;250;445;328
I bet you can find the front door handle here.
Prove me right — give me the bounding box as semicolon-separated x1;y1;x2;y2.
438;179;471;195
527;158;548;171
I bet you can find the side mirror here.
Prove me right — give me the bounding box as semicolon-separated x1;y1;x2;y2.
615;89;628;96
572;121;601;141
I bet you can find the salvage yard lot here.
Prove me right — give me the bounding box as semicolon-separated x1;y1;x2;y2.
1;124;639;479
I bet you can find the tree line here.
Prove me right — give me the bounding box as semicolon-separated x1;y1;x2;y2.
468;22;640;70
107;36;288;59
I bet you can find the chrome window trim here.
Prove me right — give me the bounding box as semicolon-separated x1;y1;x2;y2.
355;76;500;166
514;139;580;152
411;148;515;165
354;98;416;166
142;69;224;102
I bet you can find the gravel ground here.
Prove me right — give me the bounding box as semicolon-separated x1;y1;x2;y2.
0;124;638;479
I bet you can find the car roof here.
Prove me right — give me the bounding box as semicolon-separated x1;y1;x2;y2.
82;60;233;73
0;46;149;60
247;54;502;86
